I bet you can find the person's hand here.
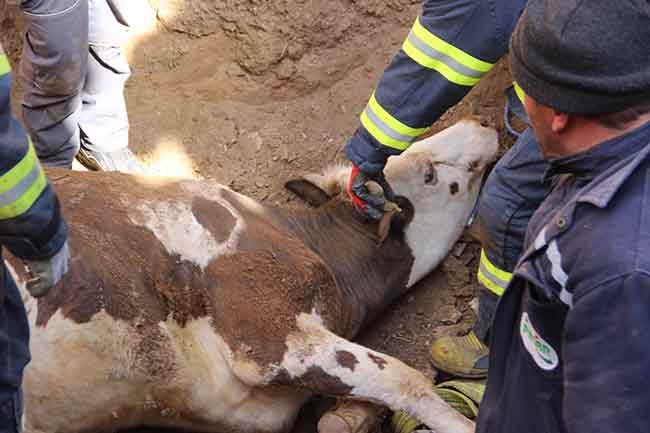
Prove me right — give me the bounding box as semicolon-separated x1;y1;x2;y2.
24;242;70;297
347;164;396;220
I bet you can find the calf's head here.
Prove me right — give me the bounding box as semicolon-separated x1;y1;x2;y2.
291;120;498;287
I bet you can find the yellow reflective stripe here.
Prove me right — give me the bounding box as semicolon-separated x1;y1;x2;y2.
403;39;480;87
360;110;411;150
411;17;493;73
478;268;506;297
0;55;10;76
403;17;494;86
513;82;526;104
0;167;46;220
481;250;512;281
0;141;47;220
368;93;428;138
0;142;39;194
477;250;513;297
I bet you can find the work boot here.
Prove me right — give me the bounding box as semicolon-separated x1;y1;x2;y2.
429;331;489;378
391;379;486;432
77;145;145;174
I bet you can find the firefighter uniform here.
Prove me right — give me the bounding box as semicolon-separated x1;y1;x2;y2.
0;43;68;432
345;0;551;376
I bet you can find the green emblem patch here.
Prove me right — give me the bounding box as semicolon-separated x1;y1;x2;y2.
520;312;559;371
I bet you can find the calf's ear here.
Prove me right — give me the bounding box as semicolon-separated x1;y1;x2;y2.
377;210;397;244
377;196;414;243
285;179;332;207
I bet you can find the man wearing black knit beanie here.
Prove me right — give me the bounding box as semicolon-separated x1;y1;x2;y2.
473;1;650;432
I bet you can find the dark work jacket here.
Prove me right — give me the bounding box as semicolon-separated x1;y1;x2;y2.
476;122;650;433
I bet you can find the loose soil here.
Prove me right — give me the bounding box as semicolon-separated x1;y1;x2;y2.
1;1;519;431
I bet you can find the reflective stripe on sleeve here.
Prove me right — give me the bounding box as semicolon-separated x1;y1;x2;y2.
477;249;512;297
402;17;494;87
0;141;47;220
513;82;526;105
360;92;428;150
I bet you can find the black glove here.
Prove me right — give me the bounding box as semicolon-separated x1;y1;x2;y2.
347;164;396;220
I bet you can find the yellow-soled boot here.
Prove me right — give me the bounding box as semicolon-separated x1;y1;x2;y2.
429;331;489;378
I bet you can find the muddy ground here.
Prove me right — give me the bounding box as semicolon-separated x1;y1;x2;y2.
2;1;517;431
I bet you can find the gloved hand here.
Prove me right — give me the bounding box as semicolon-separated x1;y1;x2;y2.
347;164;396;220
24;242;70;298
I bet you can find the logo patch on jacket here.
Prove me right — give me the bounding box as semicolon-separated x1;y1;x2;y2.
520;313;559;371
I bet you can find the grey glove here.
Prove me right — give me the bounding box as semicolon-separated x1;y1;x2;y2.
24;242;70;297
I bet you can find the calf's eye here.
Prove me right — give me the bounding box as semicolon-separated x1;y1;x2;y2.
424;161;437;185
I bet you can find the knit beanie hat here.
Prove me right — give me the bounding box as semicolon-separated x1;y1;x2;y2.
510;0;650;114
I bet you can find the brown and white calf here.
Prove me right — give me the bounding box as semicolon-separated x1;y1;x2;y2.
7;120;497;433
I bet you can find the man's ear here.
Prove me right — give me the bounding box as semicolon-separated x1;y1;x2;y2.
551;111;570;133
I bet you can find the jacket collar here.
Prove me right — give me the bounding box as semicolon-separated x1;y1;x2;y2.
544;122;650;208
517;122;650;267
544;122;650;181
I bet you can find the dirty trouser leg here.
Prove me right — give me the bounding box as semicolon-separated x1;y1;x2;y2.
0;268;31;433
473;127;552;343
20;0;89;168
79;0;131;156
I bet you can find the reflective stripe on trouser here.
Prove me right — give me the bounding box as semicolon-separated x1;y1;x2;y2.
478;250;512;297
473;250;511;343
402;16;494;87
472;127;552;344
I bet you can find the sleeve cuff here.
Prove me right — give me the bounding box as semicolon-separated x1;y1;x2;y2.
345;128;397;174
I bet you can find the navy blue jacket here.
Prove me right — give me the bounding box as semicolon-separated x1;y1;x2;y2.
0;47;67;262
477;122;650;433
346;0;526;174
0;44;67;393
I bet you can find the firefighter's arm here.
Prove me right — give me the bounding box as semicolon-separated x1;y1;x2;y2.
345;0;525;217
562;272;650;433
1;47;68;295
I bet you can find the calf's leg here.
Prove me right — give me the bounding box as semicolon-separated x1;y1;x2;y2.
278;313;474;433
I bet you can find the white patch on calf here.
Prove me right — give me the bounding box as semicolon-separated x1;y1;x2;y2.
24;310;147;433
404;166;481;287
157;317;306;432
280;313;474;433
25;310;306;433
384;121;499;287
129;200;240;269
